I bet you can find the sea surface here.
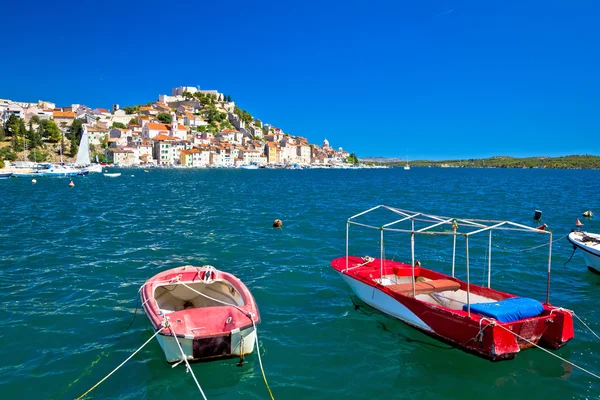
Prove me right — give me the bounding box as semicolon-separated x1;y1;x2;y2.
1;167;599;400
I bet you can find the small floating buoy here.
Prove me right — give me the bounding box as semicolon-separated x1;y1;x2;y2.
144;170;149;173
31;179;37;184
68;180;75;187
533;210;542;221
576;219;584;227
536;223;548;230
131;174;134;177
273;219;282;228
583;210;594;218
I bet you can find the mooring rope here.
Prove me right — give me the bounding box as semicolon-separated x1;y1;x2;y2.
564;246;577;268
180;282;275;400
572;312;600;341
76;326;165;399
168;317;208;400
492;233;568;253
492;322;600;380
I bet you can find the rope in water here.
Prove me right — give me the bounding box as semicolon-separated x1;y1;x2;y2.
76;326;165;399
492;233;568;252
491;322;600;380
180;282;275;400
167;316;208;400
573;312;600;341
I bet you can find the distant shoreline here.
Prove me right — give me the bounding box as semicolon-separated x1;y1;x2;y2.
361;155;600;169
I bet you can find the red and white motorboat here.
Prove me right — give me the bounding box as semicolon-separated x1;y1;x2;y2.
140;265;260;363
332;205;574;361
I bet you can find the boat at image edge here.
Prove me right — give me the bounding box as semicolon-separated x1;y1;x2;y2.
567;231;600;274
331;205;574;361
140;265;260;363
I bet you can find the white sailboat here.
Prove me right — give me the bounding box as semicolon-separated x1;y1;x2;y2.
75;125;102;173
404;154;410;170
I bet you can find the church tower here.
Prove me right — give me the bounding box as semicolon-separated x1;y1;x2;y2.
170;111;178;136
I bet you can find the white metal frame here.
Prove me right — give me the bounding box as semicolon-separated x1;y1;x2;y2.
345;205;553;316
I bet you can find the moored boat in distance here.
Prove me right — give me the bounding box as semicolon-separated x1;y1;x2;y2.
0;172;13;179
567;231;600;274
331;205;574;361
140;265;260;363
103;172;121;177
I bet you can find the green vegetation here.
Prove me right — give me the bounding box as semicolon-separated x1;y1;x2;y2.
346;152;359;164
234;106;253;125
157;113;172;123
129;118;137;125
122;106;135;114
382;155;600;169
0;146;17;162
111;122;127;129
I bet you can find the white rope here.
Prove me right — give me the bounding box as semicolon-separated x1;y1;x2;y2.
180;282;275;399
76;326;165;399
492;322;600;380
548;307;600;341
573;313;600;341
345;256;375;271
493;234;568;252
168;317;208;400
250;316;275;400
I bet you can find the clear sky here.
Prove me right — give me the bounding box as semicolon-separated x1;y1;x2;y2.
1;0;598;160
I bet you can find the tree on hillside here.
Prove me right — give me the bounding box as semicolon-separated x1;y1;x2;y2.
227;95;232;102
129;118;137;125
10;123;22;152
41;120;62;143
4;114;20;138
157;113;172;124
346;153;359;164
122;106;135;115
0;123;5;141
27;121;43;149
70;118;84;143
111;122;127;129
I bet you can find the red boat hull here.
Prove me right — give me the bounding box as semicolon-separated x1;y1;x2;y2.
332;256;574;361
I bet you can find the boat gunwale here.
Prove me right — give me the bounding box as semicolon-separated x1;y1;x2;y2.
140;266;260;336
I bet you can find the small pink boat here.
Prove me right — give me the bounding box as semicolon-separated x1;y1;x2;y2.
140;265;260;363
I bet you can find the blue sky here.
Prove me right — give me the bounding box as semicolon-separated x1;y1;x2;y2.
1;0;599;160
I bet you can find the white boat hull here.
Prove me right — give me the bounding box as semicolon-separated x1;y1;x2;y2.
568;231;600;272
340;273;432;332
156;325;257;363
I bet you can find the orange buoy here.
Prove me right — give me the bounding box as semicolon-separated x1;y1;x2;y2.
273;219;282;228
536;223;548;230
68;180;75;187
576;219;583;227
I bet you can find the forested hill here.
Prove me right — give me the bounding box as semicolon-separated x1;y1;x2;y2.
370;155;600;169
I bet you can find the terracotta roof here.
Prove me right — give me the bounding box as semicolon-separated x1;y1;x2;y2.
53;111;75;118
153;134;176;141
221;129;239;133
97;108;110;113
146;122;170;131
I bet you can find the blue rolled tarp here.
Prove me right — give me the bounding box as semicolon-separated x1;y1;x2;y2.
463;297;544;323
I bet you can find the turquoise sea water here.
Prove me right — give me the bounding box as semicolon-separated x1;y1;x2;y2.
1;168;599;400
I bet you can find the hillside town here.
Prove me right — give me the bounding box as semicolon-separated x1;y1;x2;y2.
0;86;351;168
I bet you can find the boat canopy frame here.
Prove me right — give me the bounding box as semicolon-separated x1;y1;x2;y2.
345;205;554;316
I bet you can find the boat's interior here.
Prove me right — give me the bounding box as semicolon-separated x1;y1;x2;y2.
377;274;499;311
154;280;245;314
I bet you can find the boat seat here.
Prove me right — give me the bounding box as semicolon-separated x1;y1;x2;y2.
386;279;461;297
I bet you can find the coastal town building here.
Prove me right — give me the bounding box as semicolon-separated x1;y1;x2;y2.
0;86;352;168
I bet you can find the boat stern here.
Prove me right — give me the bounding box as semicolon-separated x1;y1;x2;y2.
540;308;575;349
